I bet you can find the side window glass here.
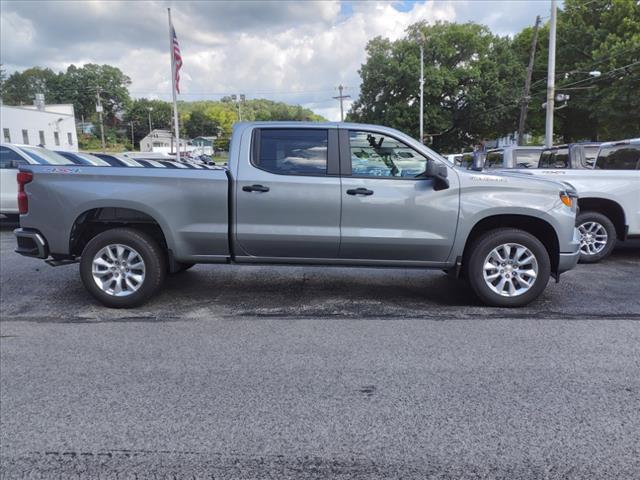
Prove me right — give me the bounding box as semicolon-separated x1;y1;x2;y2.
582;146;599;168
553;149;569;168
255;129;327;175
485;151;503;169
538;151;551;168
597;146;640;170
514;150;540;168
349;130;427;178
0;146;26;169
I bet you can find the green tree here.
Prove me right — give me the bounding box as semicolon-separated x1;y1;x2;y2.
184;109;220;138
0;67;64;105
122;98;173;146
60;64;131;125
347;22;523;152
512;0;640;142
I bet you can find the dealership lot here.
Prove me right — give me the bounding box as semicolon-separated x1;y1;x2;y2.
1;220;639;478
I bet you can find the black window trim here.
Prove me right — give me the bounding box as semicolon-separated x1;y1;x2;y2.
250;127;338;177
338;128;436;180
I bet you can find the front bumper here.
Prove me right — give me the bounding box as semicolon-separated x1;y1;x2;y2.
557;227;581;274
14;228;49;259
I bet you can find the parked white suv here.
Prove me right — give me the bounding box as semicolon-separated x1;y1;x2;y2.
0;144;73;219
524;138;640;262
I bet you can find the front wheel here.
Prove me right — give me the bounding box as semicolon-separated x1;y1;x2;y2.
79;228;166;308
466;228;551;307
576;211;616;263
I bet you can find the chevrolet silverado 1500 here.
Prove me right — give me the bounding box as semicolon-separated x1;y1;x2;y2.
15;122;580;308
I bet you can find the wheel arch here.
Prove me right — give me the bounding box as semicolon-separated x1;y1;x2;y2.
577;197;626;240
461;214;560;275
69;207;172;259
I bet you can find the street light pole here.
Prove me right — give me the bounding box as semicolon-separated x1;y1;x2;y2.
545;0;557;148
129;121;135;150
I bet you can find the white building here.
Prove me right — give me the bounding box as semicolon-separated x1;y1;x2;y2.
0;98;78;152
140;129;191;154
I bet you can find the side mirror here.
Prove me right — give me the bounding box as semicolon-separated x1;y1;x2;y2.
423;159;450;191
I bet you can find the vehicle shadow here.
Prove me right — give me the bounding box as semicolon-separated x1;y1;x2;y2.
161;265;482;316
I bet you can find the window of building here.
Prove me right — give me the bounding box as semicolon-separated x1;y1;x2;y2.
22;129;29;145
67;132;73;145
54;131;60;146
253;129;328;175
3;128;10;143
348;130;427;178
39;130;46;146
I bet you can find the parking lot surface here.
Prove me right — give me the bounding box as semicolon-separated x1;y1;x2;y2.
1;219;639;479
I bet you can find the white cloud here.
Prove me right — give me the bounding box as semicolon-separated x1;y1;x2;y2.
0;1;552;121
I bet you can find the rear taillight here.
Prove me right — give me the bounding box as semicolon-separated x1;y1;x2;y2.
17;171;33;214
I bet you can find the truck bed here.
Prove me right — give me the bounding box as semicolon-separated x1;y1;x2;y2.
19;164;231;262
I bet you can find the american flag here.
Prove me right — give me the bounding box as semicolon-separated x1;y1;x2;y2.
171;25;183;94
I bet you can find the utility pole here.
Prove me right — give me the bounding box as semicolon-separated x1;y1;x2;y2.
545;0;557;148
333;84;350;121
147;107;153;133
129;121;135;150
95;87;106;153
517;15;540;146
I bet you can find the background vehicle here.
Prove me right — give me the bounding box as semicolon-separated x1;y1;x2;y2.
537;143;600;169
15;122;580;308
485;146;543;170
55;151;112;166
1;143;73;218
521;138;639;262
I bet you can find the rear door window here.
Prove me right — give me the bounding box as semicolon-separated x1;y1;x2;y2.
596;145;640;170
253;129;328;175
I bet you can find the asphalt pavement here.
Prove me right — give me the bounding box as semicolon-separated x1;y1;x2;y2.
1;218;639;479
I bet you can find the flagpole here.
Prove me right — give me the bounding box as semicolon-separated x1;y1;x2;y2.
168;8;181;161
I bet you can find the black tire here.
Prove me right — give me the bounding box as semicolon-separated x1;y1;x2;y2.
576;211;616;263
466;228;551;308
79;228;166;308
171;262;195;274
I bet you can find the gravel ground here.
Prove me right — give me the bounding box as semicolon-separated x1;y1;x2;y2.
1;220;639;479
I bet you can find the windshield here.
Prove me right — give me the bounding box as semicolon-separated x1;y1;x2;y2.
596;145;640;170
18;146;74;165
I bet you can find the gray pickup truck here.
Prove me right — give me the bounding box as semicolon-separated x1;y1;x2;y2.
15;122;580;308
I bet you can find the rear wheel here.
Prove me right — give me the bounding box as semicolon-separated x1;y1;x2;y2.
79;228;166;308
467;228;550;307
576;211;616;263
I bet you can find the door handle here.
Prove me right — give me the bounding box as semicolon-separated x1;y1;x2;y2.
346;188;374;196
242;184;270;193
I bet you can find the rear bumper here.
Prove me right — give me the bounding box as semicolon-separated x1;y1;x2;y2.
557;227;581;274
14;228;49;259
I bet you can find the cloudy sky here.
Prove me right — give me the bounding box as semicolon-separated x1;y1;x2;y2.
1;0;556;120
